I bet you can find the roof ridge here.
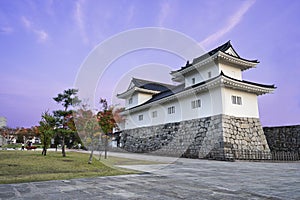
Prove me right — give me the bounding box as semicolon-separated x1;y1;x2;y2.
171;41;258;74
192;40;232;64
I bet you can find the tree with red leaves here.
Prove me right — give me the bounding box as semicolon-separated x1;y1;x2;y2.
74;104;102;164
97;98;124;159
74;98;124;163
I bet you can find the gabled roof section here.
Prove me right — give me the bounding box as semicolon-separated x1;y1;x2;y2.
171;41;259;74
131;77;175;92
117;77;176;99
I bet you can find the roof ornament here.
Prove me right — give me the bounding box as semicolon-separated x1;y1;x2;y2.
185;60;192;67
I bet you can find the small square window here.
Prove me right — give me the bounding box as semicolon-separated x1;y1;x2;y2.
208;71;212;78
128;98;133;104
138;114;143;121
152;111;157;118
237;96;242;105
191;99;201;109
167;106;175;114
232;95;242;105
231;96;237;104
191;78;195;84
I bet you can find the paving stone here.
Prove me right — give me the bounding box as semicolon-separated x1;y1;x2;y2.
0;191;16;199
1;153;299;200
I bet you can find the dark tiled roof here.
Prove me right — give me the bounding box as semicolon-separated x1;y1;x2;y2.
145;84;185;104
132;77;175;92
193;41;236;64
221;71;276;89
126;72;275;111
173;41;259;73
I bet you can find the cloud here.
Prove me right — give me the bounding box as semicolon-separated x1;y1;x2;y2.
74;0;89;45
158;1;171;27
34;30;49;42
0;26;13;34
125;5;135;25
200;0;256;47
21;16;49;43
21;16;32;29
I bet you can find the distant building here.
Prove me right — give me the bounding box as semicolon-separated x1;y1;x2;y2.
0;117;6;128
0;117;7;146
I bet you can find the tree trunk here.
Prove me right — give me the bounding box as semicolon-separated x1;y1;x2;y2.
42;138;47;156
88;146;94;164
42;147;47;156
104;136;108;159
62;137;66;157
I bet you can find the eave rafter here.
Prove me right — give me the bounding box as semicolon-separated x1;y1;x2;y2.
218;52;258;70
221;77;275;95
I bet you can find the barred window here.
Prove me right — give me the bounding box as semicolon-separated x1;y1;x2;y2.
138;114;143;121
152;111;157;118
232;95;242;105
167;106;175;114
192;78;195;84
208;71;212;78
191;99;201;109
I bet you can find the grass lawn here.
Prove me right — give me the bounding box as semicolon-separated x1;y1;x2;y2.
0;150;142;184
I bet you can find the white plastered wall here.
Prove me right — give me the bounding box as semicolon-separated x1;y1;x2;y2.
221;87;259;118
126;93;138;109
123;87;224;129
178;87;223;121
126;92;153;109
138;93;153;105
123;100;181;129
184;63;219;87
219;63;242;80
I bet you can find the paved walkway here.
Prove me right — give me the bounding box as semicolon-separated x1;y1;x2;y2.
0;151;299;200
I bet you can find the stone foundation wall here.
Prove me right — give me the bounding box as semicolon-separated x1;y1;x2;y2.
120;115;223;158
120;114;271;160
263;125;300;153
222;115;271;159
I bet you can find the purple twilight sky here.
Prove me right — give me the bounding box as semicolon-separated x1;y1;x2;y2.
0;0;299;128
